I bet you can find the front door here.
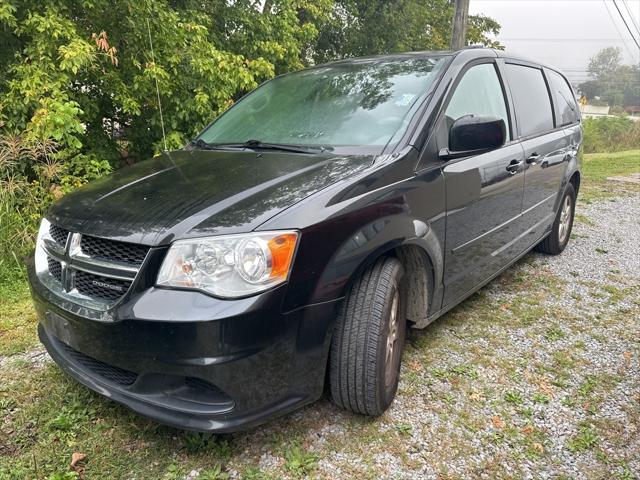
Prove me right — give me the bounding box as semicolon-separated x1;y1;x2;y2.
439;62;526;307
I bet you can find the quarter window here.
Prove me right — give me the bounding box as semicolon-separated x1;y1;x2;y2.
548;70;580;126
505;64;554;137
445;63;510;140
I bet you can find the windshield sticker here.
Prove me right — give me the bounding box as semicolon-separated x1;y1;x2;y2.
394;93;417;106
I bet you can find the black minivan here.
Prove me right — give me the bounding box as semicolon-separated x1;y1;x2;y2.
29;48;582;432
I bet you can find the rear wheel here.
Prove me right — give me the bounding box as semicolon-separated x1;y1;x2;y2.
536;183;576;255
329;257;406;416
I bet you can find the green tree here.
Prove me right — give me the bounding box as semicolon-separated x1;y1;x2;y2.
314;0;500;63
0;0;331;162
587;46;622;82
0;0;500;163
580;47;640;108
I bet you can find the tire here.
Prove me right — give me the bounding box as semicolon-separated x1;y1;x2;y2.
536;183;576;255
329;257;406;416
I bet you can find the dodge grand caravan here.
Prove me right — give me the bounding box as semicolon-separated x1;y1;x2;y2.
28;48;582;432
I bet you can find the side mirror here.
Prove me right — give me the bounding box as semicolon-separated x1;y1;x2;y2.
439;115;506;160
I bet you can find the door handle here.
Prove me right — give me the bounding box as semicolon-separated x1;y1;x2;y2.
526;153;541;164
506;159;523;174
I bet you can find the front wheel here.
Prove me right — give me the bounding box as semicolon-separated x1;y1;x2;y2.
536;183;576;255
329;257;406;416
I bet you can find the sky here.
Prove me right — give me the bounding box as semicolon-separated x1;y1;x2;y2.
469;0;640;84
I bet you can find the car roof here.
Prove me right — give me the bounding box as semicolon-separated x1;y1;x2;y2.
316;47;567;78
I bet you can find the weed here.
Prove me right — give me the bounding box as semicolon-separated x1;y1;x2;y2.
532;393;550;404
394;423;413;436
200;464;230;480
544;326;564;341
182;433;233;459
574;213;595;226
162;464;183;480
284;445;318;477
578;376;598;397
504;391;523;405
520;407;534;419
567;425;598;453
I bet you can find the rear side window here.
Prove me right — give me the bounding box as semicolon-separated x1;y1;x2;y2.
547;70;580;126
505;64;554;137
445;63;510;140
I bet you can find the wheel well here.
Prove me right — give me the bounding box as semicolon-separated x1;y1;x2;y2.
569;171;580;195
392;245;434;328
340;245;436;328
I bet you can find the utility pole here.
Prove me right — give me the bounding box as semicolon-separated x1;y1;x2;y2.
450;0;470;50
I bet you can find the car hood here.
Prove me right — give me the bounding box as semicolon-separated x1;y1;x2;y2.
48;149;374;245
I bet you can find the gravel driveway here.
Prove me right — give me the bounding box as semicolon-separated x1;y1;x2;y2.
219;192;640;480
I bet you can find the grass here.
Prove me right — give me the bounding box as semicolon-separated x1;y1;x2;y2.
580;150;640;203
0;149;639;478
0;264;38;356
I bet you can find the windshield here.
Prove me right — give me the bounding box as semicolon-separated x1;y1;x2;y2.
197;56;448;153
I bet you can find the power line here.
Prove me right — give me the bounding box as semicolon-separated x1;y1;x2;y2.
602;0;638;58
612;0;640;49
622;0;640;35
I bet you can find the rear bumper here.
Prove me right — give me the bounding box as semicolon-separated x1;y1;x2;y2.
29;261;339;432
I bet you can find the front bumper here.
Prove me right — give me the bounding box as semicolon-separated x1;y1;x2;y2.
29;260;339;432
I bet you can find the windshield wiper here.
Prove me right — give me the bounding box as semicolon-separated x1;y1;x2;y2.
218;140;332;154
188;138;332;154
187;139;242;151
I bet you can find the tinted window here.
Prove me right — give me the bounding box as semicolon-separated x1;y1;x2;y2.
445;63;510;140
548;70;579;126
505;64;554;137
198;57;447;150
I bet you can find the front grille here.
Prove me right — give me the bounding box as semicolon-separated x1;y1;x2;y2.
47;257;62;283
59;341;138;386
80;235;149;266
42;224;146;307
49;224;69;247
74;270;132;302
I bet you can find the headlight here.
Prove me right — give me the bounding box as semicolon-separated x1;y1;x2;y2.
156;231;299;298
34;218;51;275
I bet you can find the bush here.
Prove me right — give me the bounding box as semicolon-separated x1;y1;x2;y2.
0;131;111;265
582;116;640;154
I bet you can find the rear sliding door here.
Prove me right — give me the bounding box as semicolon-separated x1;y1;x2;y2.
504;63;571;243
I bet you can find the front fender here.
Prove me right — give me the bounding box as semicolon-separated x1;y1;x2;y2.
313;213;445;314
275;169;446;317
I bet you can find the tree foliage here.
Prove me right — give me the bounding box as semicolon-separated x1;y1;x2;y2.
314;0;500;63
579;47;640;108
0;0;501;164
0;0;287;160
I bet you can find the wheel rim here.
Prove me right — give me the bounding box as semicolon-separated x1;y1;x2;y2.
558;195;572;244
384;290;400;387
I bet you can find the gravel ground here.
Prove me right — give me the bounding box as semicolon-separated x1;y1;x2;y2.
222;192;640;480
2;192;639;480
0;346;47;370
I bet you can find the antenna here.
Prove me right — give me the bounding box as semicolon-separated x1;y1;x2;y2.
146;18;168;151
